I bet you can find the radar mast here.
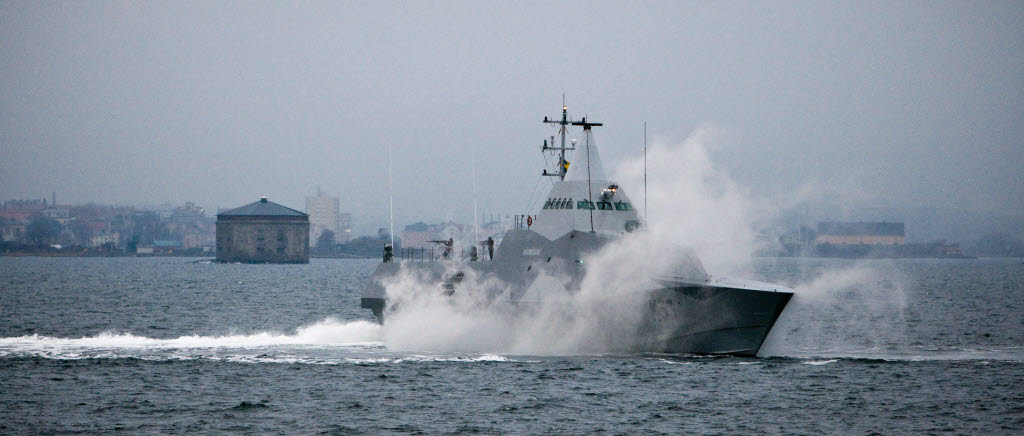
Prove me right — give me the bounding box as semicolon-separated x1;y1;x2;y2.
541;97;583;180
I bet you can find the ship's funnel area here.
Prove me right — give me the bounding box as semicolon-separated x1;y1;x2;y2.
564;128;607;182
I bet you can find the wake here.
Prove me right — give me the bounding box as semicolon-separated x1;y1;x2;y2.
0;318;527;364
0;318;383;361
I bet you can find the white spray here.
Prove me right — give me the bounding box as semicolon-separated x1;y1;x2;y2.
758;261;909;357
375;126;909;357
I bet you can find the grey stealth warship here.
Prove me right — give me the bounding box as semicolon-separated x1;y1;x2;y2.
361;105;793;356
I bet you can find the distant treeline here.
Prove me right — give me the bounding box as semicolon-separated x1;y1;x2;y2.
0;241;208;257
961;233;1024;257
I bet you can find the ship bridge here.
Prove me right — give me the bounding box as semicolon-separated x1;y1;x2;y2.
530;126;642;240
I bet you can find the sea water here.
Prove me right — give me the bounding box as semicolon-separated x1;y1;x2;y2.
1;257;1022;434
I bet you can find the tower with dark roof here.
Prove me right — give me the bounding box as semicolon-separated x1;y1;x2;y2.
216;197;309;263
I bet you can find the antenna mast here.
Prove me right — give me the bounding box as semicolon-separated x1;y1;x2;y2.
472;154;479;243
387;142;394;248
538;99;602;232
571;117;604;233
541;96;579;180
643;122;647;221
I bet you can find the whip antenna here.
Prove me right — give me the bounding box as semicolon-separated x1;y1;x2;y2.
472;154;479;243
572;117;603;233
387;142;394;248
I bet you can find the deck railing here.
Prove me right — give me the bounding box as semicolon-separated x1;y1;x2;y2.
513;214;537;230
394;246;493;262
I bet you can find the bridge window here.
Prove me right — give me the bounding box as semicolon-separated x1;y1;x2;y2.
614;201;633;211
597;201;613;210
577;200;595;210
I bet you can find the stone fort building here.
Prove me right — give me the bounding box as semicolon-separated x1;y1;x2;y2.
216;197;309;263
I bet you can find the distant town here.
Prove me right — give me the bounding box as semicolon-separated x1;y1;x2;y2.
2;192;1022;259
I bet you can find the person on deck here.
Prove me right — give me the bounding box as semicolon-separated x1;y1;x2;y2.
443;238;453;259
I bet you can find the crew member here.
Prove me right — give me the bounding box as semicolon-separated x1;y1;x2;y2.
443;238;453;259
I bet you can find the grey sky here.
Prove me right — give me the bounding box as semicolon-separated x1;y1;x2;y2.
2;1;1022;236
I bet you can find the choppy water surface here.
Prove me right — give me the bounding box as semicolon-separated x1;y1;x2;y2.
2;257;1022;434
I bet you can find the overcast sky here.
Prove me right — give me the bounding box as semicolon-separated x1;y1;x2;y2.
2;1;1021;235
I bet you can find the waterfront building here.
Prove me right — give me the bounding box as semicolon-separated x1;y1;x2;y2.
89;232;120;247
815;221;906;245
305;190;341;246
216;197;309;263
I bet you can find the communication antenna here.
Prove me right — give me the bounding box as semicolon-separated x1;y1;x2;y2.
387;142;394;248
644;122;647;221
472;154;479;244
572;117;603;233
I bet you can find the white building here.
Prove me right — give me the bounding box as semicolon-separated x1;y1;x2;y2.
305;190;341;246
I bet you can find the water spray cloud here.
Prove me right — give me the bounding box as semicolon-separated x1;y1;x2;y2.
376;127;913;357
375;128;769;355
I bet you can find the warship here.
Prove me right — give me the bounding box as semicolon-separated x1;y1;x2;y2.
361;105;793;356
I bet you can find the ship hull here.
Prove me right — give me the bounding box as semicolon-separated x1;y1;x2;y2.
360;262;792;356
637;283;792;356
